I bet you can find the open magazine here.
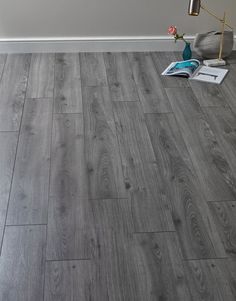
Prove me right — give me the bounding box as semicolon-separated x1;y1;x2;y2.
162;59;228;84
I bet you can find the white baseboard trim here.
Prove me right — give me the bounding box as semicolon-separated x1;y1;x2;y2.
0;36;235;53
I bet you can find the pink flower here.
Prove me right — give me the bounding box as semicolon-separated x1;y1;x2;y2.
168;26;177;36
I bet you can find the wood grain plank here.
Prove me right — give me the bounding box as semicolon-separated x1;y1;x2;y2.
132;232;191;300
7;98;53;225
151;52;190;88
146;113;226;259
26;53;54;98
47;114;91;260
184;259;235;301
82;86;127;199
103;52;139;101
203;107;236;179
54;53;82;113
0;54;31;131
113;101;174;232
0;133;18;229
44;260;103;301
80;53;107;87
166;87;236;202
208;201;236;258
0;54;7;79
0;225;46;301
128;52;171;113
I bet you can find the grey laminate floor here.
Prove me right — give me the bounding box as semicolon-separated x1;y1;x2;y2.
0;51;236;301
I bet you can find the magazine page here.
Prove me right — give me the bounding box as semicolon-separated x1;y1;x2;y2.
191;66;228;84
162;59;200;78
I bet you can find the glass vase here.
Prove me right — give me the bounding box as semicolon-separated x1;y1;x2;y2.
182;42;192;60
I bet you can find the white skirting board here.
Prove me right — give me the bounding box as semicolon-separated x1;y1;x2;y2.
0;36;235;53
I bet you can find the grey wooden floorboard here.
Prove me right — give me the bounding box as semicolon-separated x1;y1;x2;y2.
113;101;174;232
47;114;91;260
0;225;46;301
54;53;82;113
82;86;127;199
80;53;107;87
151;52;190;88
0;133;18;230
166;87;236;202
128;52;171;113
0;54;7;79
6;98;53;225
0;54;31;131
44;260;100;301
184;259;235;300
146;113;226;259
208;201;236;258
26;53;54;99
103;52;139;101
203;107;236;178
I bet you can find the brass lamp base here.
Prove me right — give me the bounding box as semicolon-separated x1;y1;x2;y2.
203;58;226;67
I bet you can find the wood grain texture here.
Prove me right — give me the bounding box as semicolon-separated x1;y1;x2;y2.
0;225;46;301
208;201;236;258
0;133;18;228
146;113;226;259
103;52;139;101
54;53;82;113
7;98;53;225
0;54;31;131
82;86;127;199
203;107;236;179
47;114;91;260
80;53;107;87
184;259;235;300
113;101;174;232
0;54;7;78
26;53;54;98
151;52;190;88
128;52;171;113
166;87;236;202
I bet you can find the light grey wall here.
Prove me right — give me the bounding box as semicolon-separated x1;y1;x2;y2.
0;0;235;39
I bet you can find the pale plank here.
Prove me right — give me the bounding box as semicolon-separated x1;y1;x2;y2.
80;53;107;87
128;52;171;113
103;52;139;101
166;87;236;202
0;54;31;131
7;98;53;225
47;114;91;260
26;53;54;98
82;86;127;199
54;53;82;113
146;113;226;259
0;225;46;301
113;101;174;232
0;54;7;79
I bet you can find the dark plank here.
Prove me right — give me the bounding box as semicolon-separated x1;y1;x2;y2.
203;107;236;178
103;52;139;101
82;86;127;199
151;51;190;88
184;259;235;300
166;87;236;202
0;225;46;301
208;201;236;258
47;114;91;260
80;53;107;87
0;133;18;229
146;113;225;259
7;98;53;225
44;260;100;301
113;101;174;232
131;232;191;300
0;54;31;131
26;53;54;98
54;53;82;113
128;52;171;113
